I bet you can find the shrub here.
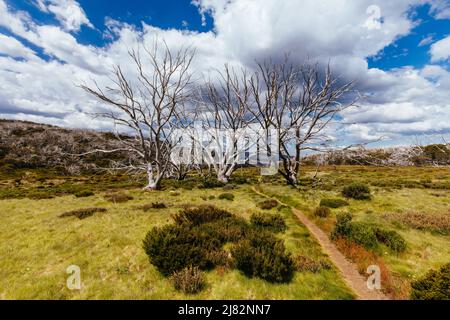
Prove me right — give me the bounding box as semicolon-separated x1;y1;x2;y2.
314;206;331;218
231;232;294;283
205;250;232;267
410;263;450;300
374;228;407;253
257;199;279;210
105;192;133;203
218;193;235;201
293;255;332;273
171;266;206;294
250;212;287;233
201;217;250;243
331;212;353;239
331;213;378;249
142;225;221;276
59;207;107;220
332;213;407;252
346;222;379;249
320;198;349;208
342;183;371;200
223;184;239;190
136;202;167;211
199;179;225;189
74;190;94;198
172;205;233;226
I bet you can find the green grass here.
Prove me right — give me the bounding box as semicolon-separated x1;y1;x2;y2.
0;185;353;300
1;165;448;300
257;166;450;298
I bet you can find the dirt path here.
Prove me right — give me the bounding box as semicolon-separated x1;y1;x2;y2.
252;187;388;300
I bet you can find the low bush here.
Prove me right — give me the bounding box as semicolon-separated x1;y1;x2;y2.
293;255;332;273
257;199;278;210
74;190;94;198
105;192;133;203
231;232;294;283
172;205;233;226
223;184;239;190
342;183;371;200
142;224;221;276
319;198;349;208
218;193;235;201
59;207;107;220
250;212;287;233
205;250;232;267
314;206;331;218
374;228;407;253
332;212;407;252
331;212;353;239
331;213;377;249
171;266;206;294
201;217;250;242
199;179;225;189
136;202;167;211
345;222;379;249
410;263;450;300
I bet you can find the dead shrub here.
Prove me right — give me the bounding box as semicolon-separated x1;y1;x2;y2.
170;266;206;294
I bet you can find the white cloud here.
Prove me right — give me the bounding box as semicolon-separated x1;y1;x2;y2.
0;34;38;60
0;0;450;146
418;34;434;46
430;35;450;62
35;0;93;31
428;0;450;20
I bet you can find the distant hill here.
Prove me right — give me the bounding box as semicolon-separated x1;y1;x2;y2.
302;144;450;167
0;119;129;175
1;119;448;177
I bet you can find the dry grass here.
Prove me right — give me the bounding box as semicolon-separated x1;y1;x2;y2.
383;212;450;235
334;237;409;299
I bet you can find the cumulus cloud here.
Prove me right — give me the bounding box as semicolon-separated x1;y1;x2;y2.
428;0;450;20
430;35;450;62
0;34;38;60
0;0;449;145
35;0;93;31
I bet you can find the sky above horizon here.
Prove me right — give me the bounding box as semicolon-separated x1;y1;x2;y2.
0;0;450;147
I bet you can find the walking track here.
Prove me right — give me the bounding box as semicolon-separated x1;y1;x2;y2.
252;187;388;300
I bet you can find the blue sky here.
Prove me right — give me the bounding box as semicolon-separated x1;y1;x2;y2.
0;0;450;146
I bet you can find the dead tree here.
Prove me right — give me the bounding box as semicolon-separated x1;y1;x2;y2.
251;60;357;186
197;65;252;183
81;41;195;190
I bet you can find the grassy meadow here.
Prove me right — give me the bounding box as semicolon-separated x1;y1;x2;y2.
0;165;448;300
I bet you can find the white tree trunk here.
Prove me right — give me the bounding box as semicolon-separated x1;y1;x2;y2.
217;172;229;184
